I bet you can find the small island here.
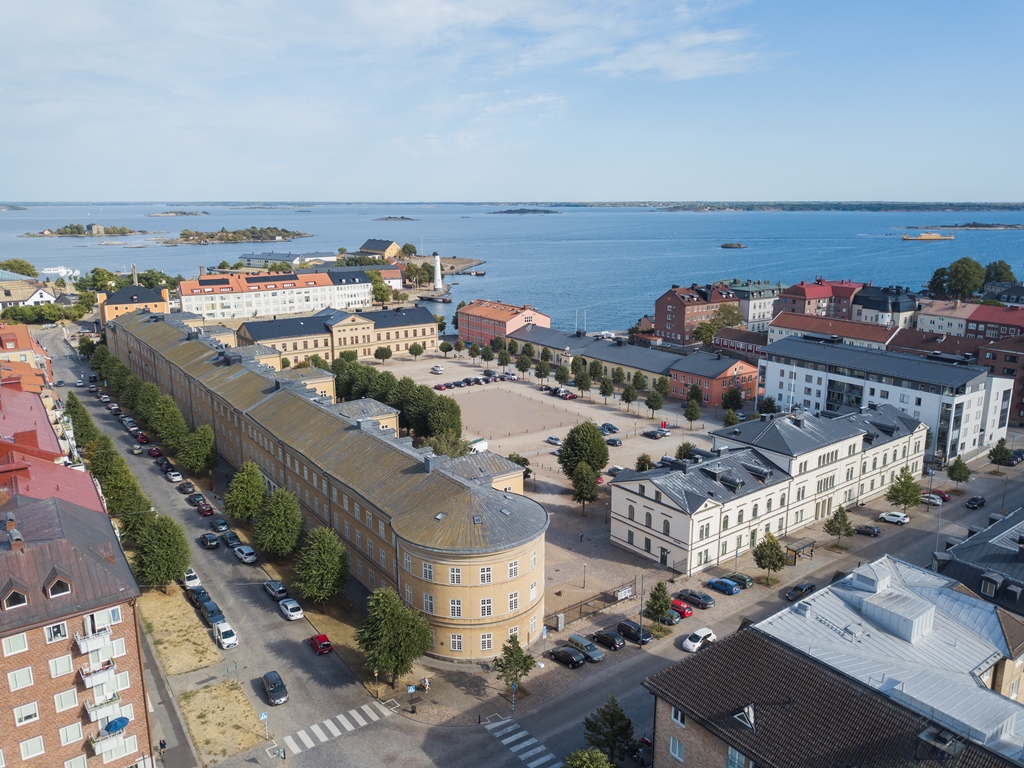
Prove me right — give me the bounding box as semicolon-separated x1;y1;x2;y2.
147;211;209;217
0;204;28;211
489;208;560;215
22;223;149;237
905;222;1024;231
157;226;312;245
721;243;746;249
373;216;418;221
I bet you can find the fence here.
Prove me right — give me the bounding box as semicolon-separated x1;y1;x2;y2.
543;576;637;631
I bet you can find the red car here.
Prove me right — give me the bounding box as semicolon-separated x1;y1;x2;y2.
933;489;952;502
148;447;162;457
434;384;446;391
671;599;694;618
562;392;578;400
309;634;333;655
197;503;214;516
596;476;604;484
137;433;150;444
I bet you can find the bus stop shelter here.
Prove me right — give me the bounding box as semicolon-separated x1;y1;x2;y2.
785;538;816;566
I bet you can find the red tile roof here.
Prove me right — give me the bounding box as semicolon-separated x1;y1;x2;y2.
968;303;1024;327
0;387;62;456
0;450;104;513
769;313;898;343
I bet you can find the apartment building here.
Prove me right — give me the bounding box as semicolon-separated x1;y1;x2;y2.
609;404;924;575
96;286;170;327
0;497;151;768
714;279;788;332
915;298;977;336
178;271;372;320
759;337;1012;463
766;312;901;349
851;284;918;327
106;310;549;661
711;327;767;357
652;284;740;344
456;300;550;347
965;304;1024;340
668;354;756;406
772;278;863;319
296;264;404;292
0;322;52;378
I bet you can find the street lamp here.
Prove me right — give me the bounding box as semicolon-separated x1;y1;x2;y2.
582;563;587;590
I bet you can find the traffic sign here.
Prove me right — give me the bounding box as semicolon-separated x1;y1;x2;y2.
259;712;268;722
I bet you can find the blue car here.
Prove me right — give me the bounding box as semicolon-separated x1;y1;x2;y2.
707;578;741;595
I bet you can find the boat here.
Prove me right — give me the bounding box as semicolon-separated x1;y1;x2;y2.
902;232;954;241
721;243;746;249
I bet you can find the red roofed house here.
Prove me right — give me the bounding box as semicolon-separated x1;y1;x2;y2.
0;450;105;513
772;278;864;320
713;327;767;356
456;300;551;347
0;322;51;380
966;304;1024;340
767;313;901;349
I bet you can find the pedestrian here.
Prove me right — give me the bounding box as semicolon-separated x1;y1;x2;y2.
579;531;584;542
159;739;167;755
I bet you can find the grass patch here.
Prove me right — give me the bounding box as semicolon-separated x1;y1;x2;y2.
949;488;966;496
177;680;264;767
755;575;780;587
647;622;674;639
137;587;222;675
989;470;1006;476
826;544;848;553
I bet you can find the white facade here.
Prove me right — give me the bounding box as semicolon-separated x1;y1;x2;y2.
741;295;779;333
914;300;974;337
180;282;372;320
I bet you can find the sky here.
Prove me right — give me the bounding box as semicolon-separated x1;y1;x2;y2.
1;1;1022;202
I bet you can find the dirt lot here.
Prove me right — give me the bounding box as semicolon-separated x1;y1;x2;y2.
177;680;264;765
138;587;223;675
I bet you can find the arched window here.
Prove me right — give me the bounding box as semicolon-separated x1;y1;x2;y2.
722;515;730;531
663;520;670;536
862;462;867;474
628;504;635;521
766;499;773;514
737;510;744;524
872;457;877;470
893;449;898;461
780;493;786;507
882;453;888;466
645;512;652;528
752;504;758;519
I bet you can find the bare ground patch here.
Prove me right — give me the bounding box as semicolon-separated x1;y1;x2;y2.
137;587;222;675
178;680;264;766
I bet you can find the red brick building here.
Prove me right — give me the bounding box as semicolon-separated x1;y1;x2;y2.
653;284;741;344
456;300;550;347
667;352;756;406
772;278;863;320
713;327;767;356
965;304;1024;340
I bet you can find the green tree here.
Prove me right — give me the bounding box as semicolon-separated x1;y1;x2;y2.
576;370;592;399
655;376;671;397
559;422;609;479
535;359;550;383
0;258;38;277
99;465;152;518
408;343;424;360
516;354;532;378
554;364;570;386
645;581;671;620
644;390;663;418
927;267;950;295
65;392;100;450
693;322;716;346
621;383;637;413
540;346;552;363
133;516;191;592
723;409;740;427
491;336;506;351
439;340;454;358
599;377;615;405
357;587;432;688
280;357;291;368
947;455;971;489
684;398;702;429
687;383;702;404
77;337;96;356
293;527;350;607
433;314;447;333
612;366;626;387
497;349;512;371
675;441;695;460
492;633;536;694
752;531;787;586
571;462;600;515
635;453;653;472
150;395;189;450
562;749;613;768
453;339;465;357
254;489;304;556
947;256;985;298
521;343;534;359
402;243;417;256
223;462;266;521
86;434;121;484
711;304;744;329
368;271;392;304
507;339;519;355
723;387;743;411
423;432;473;458
570;357;584;377
426;396;463;438
583;695;635;763
990;437;1013;466
885;466;922;513
374;346;393;364
176;425;217;475
308;354;330;370
589;359;604;381
480;346;495;364
757;396;779;414
507;453;532;480
985;260;1016;285
117;506;157;544
633;373;648;392
468;343;481;363
823;504;855;547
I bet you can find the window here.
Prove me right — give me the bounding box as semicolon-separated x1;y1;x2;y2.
59;722;83;746
627;530;634;545
480;598;492;617
981;580;997;598
727;746;746;768
14;701;39;726
450;599;462;618
752;503;758;518
19;736;44;761
3;632;28;656
531;551;537;570
423;594;434;614
54;688;77;712
663;520;670;535
405;584;413;604
671;706;686;727
531;615;538;633
480;566;492;584
65;757;88;768
45;622;68;643
379;521;385;538
379;549;387;569
628;504;635;521
669;736;685;762
4;590;27;610
451;634;463;652
644;537;651;553
8;666;33;691
344;521;350;539
48;579;71;598
102;734;138;764
481;634;493;651
509;592;519;611
423;563;433;581
530;582;537;601
509;626;519;638
450;567;462;585
404;554;411;572
644;512;652;528
509;561;519;579
356;531;361;549
722;515;729;531
49;655;73;678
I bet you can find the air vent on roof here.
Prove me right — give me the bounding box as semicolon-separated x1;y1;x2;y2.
434;513;446;521
501;509;511;516
473;516;482;524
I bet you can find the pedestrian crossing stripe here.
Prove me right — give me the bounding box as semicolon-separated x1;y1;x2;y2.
282;701;394;755
483;717;561;768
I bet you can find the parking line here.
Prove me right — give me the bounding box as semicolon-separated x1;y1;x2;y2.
503;730;529;744
309;724;328;742
283;736;301;755
373;701;394;717
510;738;537;753
323;719;341;737
360;704;380;722
296;730;316;749
519;746;547;760
349;709;367;727
528;755;556;768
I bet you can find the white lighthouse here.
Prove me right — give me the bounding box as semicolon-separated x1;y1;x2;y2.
433;252;442;291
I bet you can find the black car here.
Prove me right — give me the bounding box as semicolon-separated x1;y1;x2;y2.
616;620;653;645
186;586;212;607
593;630;625;651
786;582;816;601
222;531;241;548
676;589;716;609
199;533;220;549
855;524;881;537
185;493;207;507
966;496;987;509
606;438;622;447
200;600;225;627
177;482;196;495
262;671;289;705
156;457;172;470
483;370;497;377
89;373;98;383
550;646;586;669
539;384;552;392
210;518;229;533
642;430;665;439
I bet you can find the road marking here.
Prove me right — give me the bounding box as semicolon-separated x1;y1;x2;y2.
296;730;316;749
528;755;556;768
336;713;355;732
503;730;529;744
349;709;367;727
361;704;380;722
484;719;510;730
510;738;537;753
519;746;547;760
147;694;154;713
283;736;301;755
323;718;341;737
495;724;520;737
373;701;394;717
310;724;328;742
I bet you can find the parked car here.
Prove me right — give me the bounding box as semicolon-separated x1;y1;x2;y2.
932;489;952;502
56;379;65;387
309;634;333;655
551;449;561;457
76;379;84;387
966;496;987;509
616;620;653;645
670;599;694;618
155;456;172;470
186;586;212;607
550;646;587;669
682;627;717;653
222;531;241;548
707;578;741;595
786;582;816;601
136;433;150;444
656;428;672;437
166;470;183;482
197;503;214;517
89;373;98;383
200;601;225;627
210;518;229;532
655;611;681;625
539;384;552;392
606;438;622;447
676;589;715;609
148;447;162;458
263;580;288;601
215;622;238;649
185;493;206;506
181;568;201;588
99;394;110;403
879;511;910;525
566;634;605;662
278;598;304;621
920;493;943;507
483;369;497;377
642;430;665;439
199;533;220;550
562;392;578;400
608;465;625;476
593;630;625;651
262;671;288;705
723;572;754;589
601;423;619;434
855;524;881;537
233;545;257;564
130;444;144;455
546;436;563;446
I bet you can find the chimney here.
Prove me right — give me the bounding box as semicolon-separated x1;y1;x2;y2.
8;528;24;552
132;263;138;286
199;265;207;276
5;511;15;531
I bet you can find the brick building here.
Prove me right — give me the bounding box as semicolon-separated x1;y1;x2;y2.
653;284;740;344
712;327;767;357
456;300;550;347
668;353;756;406
772;277;863;319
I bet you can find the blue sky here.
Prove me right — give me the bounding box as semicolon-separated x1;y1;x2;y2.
1;1;1022;201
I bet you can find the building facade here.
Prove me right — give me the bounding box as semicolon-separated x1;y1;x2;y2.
457;301;551;347
96;286;170;327
851;284;918;327
773;278;863;319
914;298;977;336
667;355;756;406
715;279;788;332
766;312;901;349
653;284;740;344
178;272;371;321
0;281;57;311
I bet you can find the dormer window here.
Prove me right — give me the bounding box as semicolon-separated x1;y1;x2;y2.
4;590;27;610
48;579;71;598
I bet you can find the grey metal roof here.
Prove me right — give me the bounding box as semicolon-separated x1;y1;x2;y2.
448;452;524;484
853;285;918;313
939;509;1024;619
331;398;399;420
359;238;396;252
766;337;989;387
239;317;330;341
0;497;139;635
358;306;437;330
103;285;165;304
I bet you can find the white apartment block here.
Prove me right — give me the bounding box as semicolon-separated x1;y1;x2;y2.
178;272;372;320
716;280;788;333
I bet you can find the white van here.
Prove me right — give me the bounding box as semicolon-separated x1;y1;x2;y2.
469;439;488;454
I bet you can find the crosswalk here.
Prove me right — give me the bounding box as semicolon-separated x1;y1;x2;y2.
484;717;562;768
280;700;396;756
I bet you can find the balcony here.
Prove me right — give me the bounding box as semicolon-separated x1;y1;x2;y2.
85;692;122;722
89;730;126;756
79;660;117;688
75;626;112;654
